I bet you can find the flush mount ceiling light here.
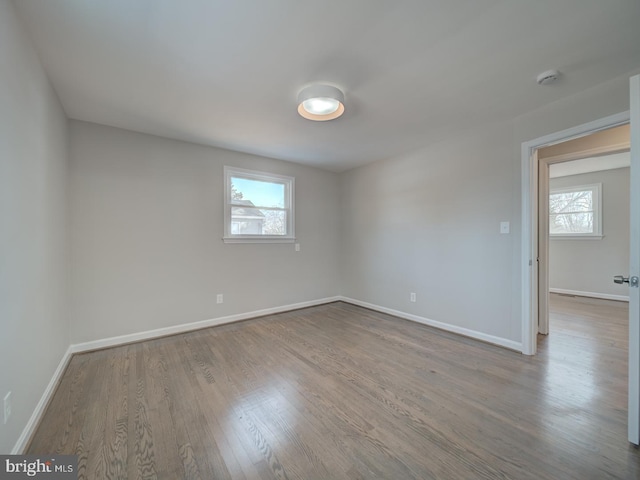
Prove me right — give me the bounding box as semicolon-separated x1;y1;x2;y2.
297;84;345;121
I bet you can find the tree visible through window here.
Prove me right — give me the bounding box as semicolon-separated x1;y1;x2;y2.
223;167;295;243
549;183;602;237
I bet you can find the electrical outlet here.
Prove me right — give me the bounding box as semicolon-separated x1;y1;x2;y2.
295;243;300;252
4;391;11;424
410;292;416;303
216;294;223;304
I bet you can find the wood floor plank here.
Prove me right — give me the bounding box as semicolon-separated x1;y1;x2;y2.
26;297;640;479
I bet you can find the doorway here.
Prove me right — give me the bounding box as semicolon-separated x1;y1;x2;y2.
523;76;640;445
536;124;631;335
521;110;640;445
520;111;630;356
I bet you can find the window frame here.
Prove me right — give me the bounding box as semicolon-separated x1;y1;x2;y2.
549;182;603;240
223;166;295;244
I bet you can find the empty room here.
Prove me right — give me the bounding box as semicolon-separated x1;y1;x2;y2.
2;1;640;478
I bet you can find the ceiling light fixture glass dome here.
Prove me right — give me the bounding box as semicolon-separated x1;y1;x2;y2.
297;84;345;121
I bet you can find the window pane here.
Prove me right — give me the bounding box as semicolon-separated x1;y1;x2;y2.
260;210;287;235
231;205;265;235
549;190;592;214
550;212;594;234
231;177;285;208
231;207;287;235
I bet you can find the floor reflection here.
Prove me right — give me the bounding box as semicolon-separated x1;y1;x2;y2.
536;294;629;442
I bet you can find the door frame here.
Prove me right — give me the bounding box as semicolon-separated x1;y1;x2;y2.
536;139;631;336
537;157;550;336
629;74;640;444
520;111;630;355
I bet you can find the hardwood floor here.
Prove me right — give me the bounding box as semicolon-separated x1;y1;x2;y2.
27;297;639;479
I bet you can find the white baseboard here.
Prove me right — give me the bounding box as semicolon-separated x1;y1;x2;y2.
12;345;74;454
338;296;523;353
13;294;520;453
13;297;341;453
70;296;342;354
549;288;629;302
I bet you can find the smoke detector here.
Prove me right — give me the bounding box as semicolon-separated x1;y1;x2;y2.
536;69;560;85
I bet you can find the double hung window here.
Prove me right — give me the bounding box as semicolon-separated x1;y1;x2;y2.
549;183;602;238
223;166;295;243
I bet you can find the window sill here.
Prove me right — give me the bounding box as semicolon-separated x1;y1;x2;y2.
550;235;604;240
223;237;296;244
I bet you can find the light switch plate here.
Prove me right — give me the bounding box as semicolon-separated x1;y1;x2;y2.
500;221;510;234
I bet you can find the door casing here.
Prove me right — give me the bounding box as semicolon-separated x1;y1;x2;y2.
628;74;640;444
521;111;629;355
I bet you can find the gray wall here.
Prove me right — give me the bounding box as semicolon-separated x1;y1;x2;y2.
3;0;639;450
340;123;515;339
549;168;630;298
0;0;69;453
340;71;638;344
68;121;341;343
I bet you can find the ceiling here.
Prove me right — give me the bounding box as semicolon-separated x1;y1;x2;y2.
13;0;640;172
550;151;630;178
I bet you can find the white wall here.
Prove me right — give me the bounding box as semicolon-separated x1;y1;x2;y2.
0;0;69;453
341;71;639;346
549;168;630;299
69;121;341;343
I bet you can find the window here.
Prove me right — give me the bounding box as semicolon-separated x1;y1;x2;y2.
549;183;602;238
223;166;294;243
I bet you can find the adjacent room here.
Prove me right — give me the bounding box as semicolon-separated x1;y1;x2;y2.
2;0;640;478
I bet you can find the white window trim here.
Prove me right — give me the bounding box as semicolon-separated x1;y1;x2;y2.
549;182;603;240
223;166;295;244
